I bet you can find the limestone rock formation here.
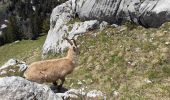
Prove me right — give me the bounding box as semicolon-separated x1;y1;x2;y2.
0;76;62;100
0;76;106;100
43;0;74;55
43;0;170;55
43;2;100;56
76;0;170;27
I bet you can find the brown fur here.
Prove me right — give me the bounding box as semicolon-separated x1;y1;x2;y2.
24;40;79;86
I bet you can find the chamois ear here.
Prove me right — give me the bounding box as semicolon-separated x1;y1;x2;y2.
63;37;73;45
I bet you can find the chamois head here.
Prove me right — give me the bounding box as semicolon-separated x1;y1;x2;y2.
64;37;80;55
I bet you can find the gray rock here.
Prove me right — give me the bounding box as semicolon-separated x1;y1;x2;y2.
42;0;74;56
0;59;17;70
100;21;109;30
87;90;106;99
56;88;86;99
68;20;99;39
138;0;170;27
0;59;27;71
0;59;28;77
0;76;62;100
0;77;106;100
56;88;106;100
76;0;170;28
0;24;7;29
43;17;99;55
76;0;139;23
43;0;170;55
111;24;119;28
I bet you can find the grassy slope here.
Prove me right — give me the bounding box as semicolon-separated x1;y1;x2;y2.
0;36;46;65
66;23;170;99
0;23;170;99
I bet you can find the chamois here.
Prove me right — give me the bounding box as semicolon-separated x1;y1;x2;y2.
23;37;80;89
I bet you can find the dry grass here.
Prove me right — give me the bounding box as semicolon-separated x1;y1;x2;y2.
0;35;46;66
64;22;170;99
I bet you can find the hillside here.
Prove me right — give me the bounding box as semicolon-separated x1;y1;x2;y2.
0;35;46;65
0;22;170;99
1;0;170;99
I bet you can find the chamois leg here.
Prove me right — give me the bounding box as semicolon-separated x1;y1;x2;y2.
53;81;58;86
58;78;65;89
51;81;58;93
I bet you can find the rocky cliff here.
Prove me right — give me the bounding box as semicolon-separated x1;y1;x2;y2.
43;0;170;55
76;0;170;27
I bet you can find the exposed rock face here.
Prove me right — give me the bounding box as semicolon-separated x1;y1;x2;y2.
43;1;100;56
43;0;74;55
43;0;170;55
68;20;99;39
0;76;62;100
76;0;170;27
138;0;170;27
43;19;99;55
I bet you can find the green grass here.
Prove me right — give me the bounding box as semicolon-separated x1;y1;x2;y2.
64;22;170;99
0;35;46;65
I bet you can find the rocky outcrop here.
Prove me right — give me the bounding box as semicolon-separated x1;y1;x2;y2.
0;76;62;100
43;19;99;55
43;0;170;55
0;59;27;77
0;76;106;100
76;0;170;27
42;0;100;55
138;0;170;27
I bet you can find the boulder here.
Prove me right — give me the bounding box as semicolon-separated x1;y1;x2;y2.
0;76;62;100
0;77;106;100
